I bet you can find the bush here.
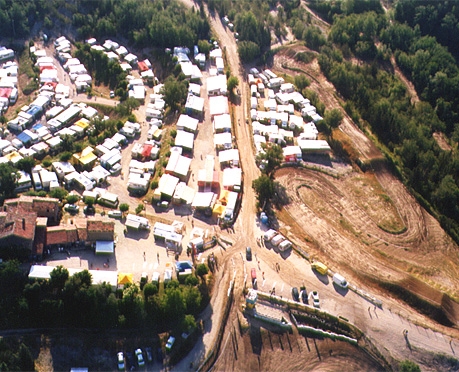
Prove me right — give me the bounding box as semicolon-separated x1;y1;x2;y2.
66;194;79;204
119;203;129;213
150;180;159;189
135;203;145;215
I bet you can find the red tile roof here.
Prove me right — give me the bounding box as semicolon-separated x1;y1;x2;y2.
46;225;78;246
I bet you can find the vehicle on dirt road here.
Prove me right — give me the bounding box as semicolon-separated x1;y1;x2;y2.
135;348;145;367
292;287;300;301
301;288;308;304
145;347;153;363
246;246;252;261
311;291;320;308
117;352;125;371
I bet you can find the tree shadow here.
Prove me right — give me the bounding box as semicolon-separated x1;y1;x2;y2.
249;324;263;356
273;182;290;208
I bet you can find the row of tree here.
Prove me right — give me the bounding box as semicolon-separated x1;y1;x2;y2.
73;0;209;50
0;260;209;333
316;8;459;241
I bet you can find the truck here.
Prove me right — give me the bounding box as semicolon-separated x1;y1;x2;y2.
332;273;348;289
187;236;217;252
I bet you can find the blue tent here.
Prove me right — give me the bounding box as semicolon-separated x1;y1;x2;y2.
26;105;42;119
32;123;43;131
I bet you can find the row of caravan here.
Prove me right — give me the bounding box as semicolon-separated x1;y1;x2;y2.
263;228;349;289
263;228;292;252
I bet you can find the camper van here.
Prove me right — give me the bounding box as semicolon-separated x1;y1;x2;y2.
312;261;328;276
332;273;348;289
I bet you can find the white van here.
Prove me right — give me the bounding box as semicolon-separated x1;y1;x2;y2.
332;273;348;289
152;272;160;284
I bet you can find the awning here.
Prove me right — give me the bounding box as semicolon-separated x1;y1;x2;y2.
118;272;133;285
95;240;114;254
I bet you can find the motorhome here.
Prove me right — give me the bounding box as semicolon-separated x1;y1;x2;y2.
332;273;348;289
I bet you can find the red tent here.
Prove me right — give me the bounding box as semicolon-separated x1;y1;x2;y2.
141;144;153;158
0;87;12;98
138;61;148;72
39;65;56;73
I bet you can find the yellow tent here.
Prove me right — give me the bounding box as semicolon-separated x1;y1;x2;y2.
212;204;225;214
218;190;230;204
79;151;97;165
74;118;90;129
117;273;134;285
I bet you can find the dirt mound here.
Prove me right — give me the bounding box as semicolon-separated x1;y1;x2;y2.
212;319;384;371
376;275;458;327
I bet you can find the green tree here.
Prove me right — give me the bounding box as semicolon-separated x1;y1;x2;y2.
257;143;283;178
198;40;211;55
238;41;260;63
432;175;459;219
399;360;421;372
17;343;35;372
135;203;144;215
60;136;74;154
66;194;80;205
163;76;187;111
143;283;158;298
294;75;310;91
119;203;129;213
252;174;275;207
181;314;196;331
59;151;73;162
16;157;35;175
227;76;239;94
49;266;69;292
183;286;202;314
196;264;208;278
49;187;68;201
0;163;18;199
324;108;344;129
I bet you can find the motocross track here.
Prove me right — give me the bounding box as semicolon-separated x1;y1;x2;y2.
271;44;459;325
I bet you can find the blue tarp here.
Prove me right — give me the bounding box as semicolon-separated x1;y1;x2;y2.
17;131;32;144
175;261;193;272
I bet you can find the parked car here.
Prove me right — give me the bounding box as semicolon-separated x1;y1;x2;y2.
108;210;122;219
165;336;175;351
311;290;320;308
117;352;125;371
156;348;163;363
110;90;115;98
301;288;308;304
246;246;252;261
135;348;145;367
125;352;134;371
64;204;79;213
292;287;300;302
83;205;95;215
145;347;153;363
156;200;169;209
